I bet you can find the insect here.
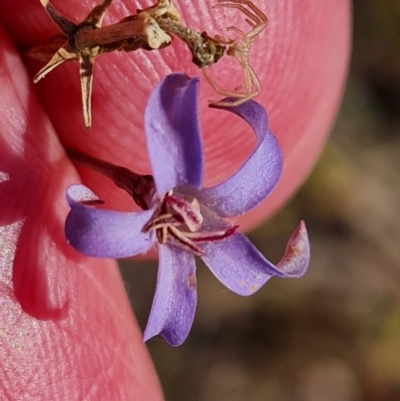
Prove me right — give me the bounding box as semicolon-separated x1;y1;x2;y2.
27;0;267;127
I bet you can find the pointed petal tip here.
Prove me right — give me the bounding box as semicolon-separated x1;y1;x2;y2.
142;329;153;344
164;72;199;87
277;220;310;278
208;96;248;109
289;220;308;247
208;97;269;125
143;310;191;346
66;184;103;206
143;326;188;347
157;73;200;98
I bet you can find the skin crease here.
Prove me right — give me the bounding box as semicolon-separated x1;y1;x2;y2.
0;0;350;400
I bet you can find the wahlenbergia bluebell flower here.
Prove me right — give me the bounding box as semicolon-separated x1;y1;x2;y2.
65;73;310;346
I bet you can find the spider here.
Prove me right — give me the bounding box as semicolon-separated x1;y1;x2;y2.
202;0;268;107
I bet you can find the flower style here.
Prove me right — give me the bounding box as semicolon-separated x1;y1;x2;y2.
65;73;310;346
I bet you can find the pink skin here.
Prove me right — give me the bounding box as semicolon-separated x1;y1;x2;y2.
0;1;350;400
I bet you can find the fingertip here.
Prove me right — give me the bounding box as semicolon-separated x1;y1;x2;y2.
0;20;163;399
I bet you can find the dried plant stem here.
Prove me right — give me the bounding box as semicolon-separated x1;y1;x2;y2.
27;0;267;127
156;17;225;68
74;18;145;49
67;148;156;210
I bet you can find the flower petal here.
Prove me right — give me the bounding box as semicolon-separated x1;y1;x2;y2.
276;220;310;277
201;221;310;296
201;100;283;217
144;73;204;195
65;184;155;258
143;245;197;346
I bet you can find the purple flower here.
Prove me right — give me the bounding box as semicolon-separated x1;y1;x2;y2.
65;73;310;346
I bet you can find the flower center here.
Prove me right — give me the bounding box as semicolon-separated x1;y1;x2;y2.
142;190;238;256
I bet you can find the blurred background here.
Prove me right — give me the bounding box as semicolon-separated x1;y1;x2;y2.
120;0;400;399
